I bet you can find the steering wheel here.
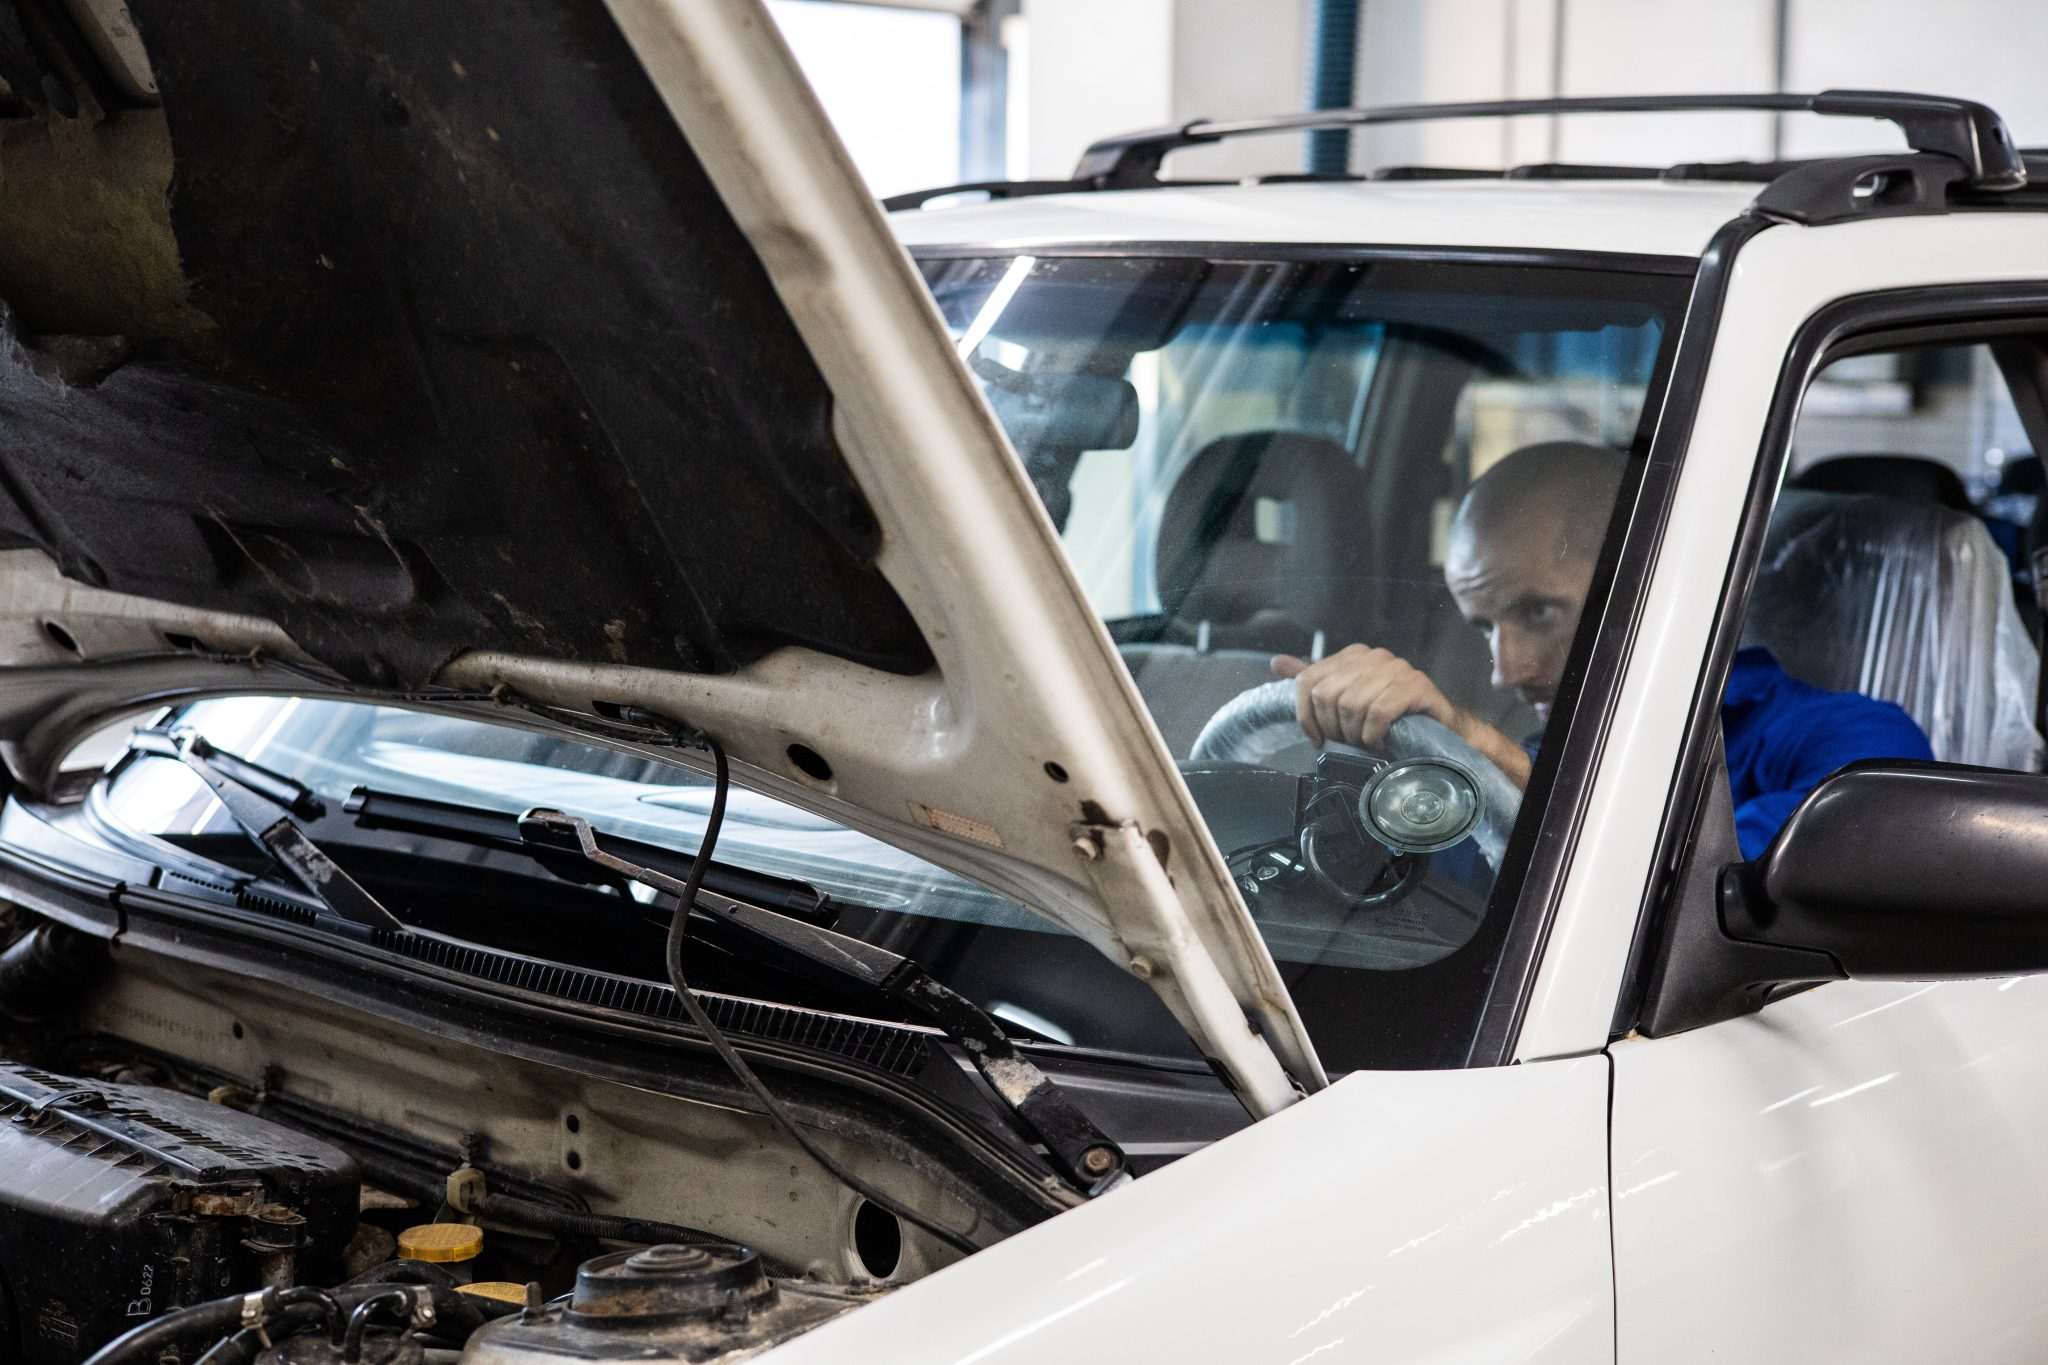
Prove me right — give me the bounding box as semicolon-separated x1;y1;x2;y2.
1190;679;1522;871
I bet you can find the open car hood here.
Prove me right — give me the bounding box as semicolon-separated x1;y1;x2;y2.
0;0;1322;1111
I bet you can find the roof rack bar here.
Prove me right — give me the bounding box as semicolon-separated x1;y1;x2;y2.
1071;89;2025;192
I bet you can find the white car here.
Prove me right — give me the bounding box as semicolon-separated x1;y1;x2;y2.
0;5;2045;1365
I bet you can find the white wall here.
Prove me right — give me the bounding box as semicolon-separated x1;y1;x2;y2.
768;0;962;198
1019;0;1177;179
1781;0;2048;155
1019;0;1308;180
1014;0;2048;182
1552;0;1779;164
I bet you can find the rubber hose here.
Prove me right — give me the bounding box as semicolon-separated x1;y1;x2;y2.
343;1259;459;1290
84;1284;514;1365
343;1291;414;1363
475;1192;799;1280
0;922;105;1023
82;1295;244;1365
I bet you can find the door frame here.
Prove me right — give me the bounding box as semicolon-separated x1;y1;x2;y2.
1510;211;2048;1061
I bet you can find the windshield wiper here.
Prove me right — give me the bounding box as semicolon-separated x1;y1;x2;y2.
127;727;406;935
518;807;1131;1196
342;787;837;926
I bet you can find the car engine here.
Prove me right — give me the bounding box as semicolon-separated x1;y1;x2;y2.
0;1059;360;1365
0;1052;870;1365
0;920;902;1365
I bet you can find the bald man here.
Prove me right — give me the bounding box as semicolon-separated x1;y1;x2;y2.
1275;440;1932;858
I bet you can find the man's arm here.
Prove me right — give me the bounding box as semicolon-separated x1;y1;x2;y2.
1731;693;1934;860
1273;644;1534;788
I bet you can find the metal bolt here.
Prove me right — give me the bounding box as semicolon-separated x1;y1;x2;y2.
1071;834;1100;861
1079;1145;1117;1176
1128;955;1154;980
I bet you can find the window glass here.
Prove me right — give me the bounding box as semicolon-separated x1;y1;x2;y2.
1727;339;2046;859
918;252;1686;1064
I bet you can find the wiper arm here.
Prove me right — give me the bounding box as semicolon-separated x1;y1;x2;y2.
343;787;837;927
128;727;406;934
518;807;1131;1196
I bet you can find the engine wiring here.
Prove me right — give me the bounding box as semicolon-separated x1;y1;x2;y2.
658;736;981;1259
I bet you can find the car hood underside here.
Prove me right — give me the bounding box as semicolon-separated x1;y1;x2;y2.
0;0;1324;1113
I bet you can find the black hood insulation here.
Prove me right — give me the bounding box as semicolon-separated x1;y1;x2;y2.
0;0;931;688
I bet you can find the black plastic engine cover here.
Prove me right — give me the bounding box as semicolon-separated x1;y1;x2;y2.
0;1061;359;1365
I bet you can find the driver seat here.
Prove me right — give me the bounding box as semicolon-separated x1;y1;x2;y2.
1122;430;1372;756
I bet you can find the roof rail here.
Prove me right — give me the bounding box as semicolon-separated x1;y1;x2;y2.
1069;90;2024;192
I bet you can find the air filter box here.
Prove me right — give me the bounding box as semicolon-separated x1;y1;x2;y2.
0;1061;359;1365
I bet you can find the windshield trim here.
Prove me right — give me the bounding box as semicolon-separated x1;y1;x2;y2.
907;240;1700;276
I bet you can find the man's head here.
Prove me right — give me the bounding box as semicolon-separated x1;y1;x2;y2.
1445;441;1625;724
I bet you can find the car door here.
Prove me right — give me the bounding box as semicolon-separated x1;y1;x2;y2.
1527;213;2048;1361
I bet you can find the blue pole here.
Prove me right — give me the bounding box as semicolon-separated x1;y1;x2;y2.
1307;0;1361;174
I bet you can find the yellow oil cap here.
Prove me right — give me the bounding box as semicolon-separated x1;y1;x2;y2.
398;1222;484;1264
459;1282;528;1305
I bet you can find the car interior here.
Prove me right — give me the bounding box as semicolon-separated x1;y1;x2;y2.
1752;340;2048;777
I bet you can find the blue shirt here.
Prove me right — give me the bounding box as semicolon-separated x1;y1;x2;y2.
1721;646;1932;859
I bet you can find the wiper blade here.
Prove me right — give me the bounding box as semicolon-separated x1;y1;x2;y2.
128;727;406;934
519;807;1131;1196
342;787;836;927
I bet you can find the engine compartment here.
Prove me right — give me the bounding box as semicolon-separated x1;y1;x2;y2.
0;1057;360;1364
0;917;984;1365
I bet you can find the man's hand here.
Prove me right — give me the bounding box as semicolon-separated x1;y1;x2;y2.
1272;645;1533;788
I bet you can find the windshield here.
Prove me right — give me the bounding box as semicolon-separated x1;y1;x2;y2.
92;251;1686;1074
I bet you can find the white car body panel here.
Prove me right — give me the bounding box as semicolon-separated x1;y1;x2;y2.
1514;210;2048;1062
1611;976;2048;1361
889;179;1756;258
883;176;2048;1358
765;1057;1614;1365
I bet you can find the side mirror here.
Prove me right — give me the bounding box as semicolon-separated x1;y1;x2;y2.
1724;761;2048;977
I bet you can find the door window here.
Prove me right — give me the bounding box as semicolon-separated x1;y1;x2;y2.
1720;337;2048;858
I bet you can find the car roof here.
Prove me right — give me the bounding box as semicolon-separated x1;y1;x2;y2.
889;177;1760;261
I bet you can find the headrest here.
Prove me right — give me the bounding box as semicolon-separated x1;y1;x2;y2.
1790;454;1972;512
1154;430;1369;633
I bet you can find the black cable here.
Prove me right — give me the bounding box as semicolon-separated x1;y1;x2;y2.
83;1295;247;1365
661;738;979;1258
83;1285;510;1365
342;1291;411;1363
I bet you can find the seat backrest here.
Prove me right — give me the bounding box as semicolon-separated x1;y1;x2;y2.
1744;488;2042;771
1118;430;1370;758
1118;644;1284;759
1153;429;1372;651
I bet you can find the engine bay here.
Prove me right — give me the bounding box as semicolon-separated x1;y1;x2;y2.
0;915;989;1365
